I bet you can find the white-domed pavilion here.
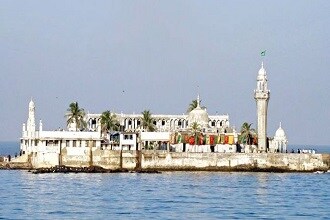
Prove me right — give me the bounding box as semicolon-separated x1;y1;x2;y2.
269;122;288;153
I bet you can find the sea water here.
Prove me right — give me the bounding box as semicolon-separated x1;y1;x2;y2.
0;171;329;219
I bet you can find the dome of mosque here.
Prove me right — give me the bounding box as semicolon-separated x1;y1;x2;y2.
187;95;209;128
274;123;287;140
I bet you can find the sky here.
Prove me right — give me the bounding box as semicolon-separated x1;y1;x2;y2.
1;1;329;145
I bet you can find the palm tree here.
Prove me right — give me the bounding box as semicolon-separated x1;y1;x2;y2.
186;99;206;113
141;110;155;132
66;102;86;131
240;122;256;145
190;122;201;145
187;99;198;113
100;110;119;137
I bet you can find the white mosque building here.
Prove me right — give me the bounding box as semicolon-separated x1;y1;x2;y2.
83;94;229;134
19;62;288;158
20;94;233;155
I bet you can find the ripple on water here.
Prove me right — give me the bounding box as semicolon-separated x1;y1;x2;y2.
0;171;330;219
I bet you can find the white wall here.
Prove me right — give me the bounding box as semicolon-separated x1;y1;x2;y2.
140;132;170;141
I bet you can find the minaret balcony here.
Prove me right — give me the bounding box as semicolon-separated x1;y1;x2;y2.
254;90;270;99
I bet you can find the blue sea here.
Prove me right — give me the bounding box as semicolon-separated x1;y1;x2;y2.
0;170;329;219
1;141;330;219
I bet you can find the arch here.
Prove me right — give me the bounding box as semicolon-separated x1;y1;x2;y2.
211;120;216;127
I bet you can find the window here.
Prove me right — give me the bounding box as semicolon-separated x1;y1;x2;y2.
124;135;133;140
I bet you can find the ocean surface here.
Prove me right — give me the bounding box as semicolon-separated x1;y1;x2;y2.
0;141;329;156
0;170;329;219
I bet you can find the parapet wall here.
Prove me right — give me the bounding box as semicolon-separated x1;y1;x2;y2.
24;147;330;171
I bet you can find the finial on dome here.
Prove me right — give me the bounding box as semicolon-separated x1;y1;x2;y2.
261;62;264;68
197;94;200;108
279;122;282;128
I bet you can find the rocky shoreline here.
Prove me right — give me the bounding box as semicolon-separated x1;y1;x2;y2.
29;165;162;174
1;162;329;173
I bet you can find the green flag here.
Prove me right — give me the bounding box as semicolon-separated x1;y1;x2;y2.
261;50;266;56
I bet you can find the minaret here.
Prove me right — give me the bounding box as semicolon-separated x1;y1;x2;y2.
254;62;270;152
27;99;36;134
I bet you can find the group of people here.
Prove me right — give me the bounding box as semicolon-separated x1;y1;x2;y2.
291;149;316;154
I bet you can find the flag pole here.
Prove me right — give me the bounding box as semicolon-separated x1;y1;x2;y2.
261;50;266;64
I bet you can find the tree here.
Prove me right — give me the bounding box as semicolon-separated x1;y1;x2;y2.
190;122;201;145
187;99;198;113
186;99;206;113
240;122;256;145
141;110;155;132
67;102;86;131
100;110;119;136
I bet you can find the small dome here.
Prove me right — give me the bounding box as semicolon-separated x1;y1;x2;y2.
274;123;287;140
187;95;209;128
257;62;267;79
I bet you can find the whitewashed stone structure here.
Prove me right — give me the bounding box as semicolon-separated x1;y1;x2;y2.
269;123;288;153
84;95;230;134
20;95;231;156
254;62;270;152
16;62;296;169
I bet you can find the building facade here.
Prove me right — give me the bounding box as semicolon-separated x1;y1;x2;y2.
20;95;232;155
18;62;289;169
84;95;230;134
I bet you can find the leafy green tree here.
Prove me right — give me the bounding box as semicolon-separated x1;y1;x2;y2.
141;110;155;132
190;122;201;145
187;99;206;113
187;99;198;113
239;122;256;145
100;110;119;136
67;102;86;131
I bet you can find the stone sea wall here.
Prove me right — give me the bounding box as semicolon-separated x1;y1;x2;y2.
9;147;328;172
